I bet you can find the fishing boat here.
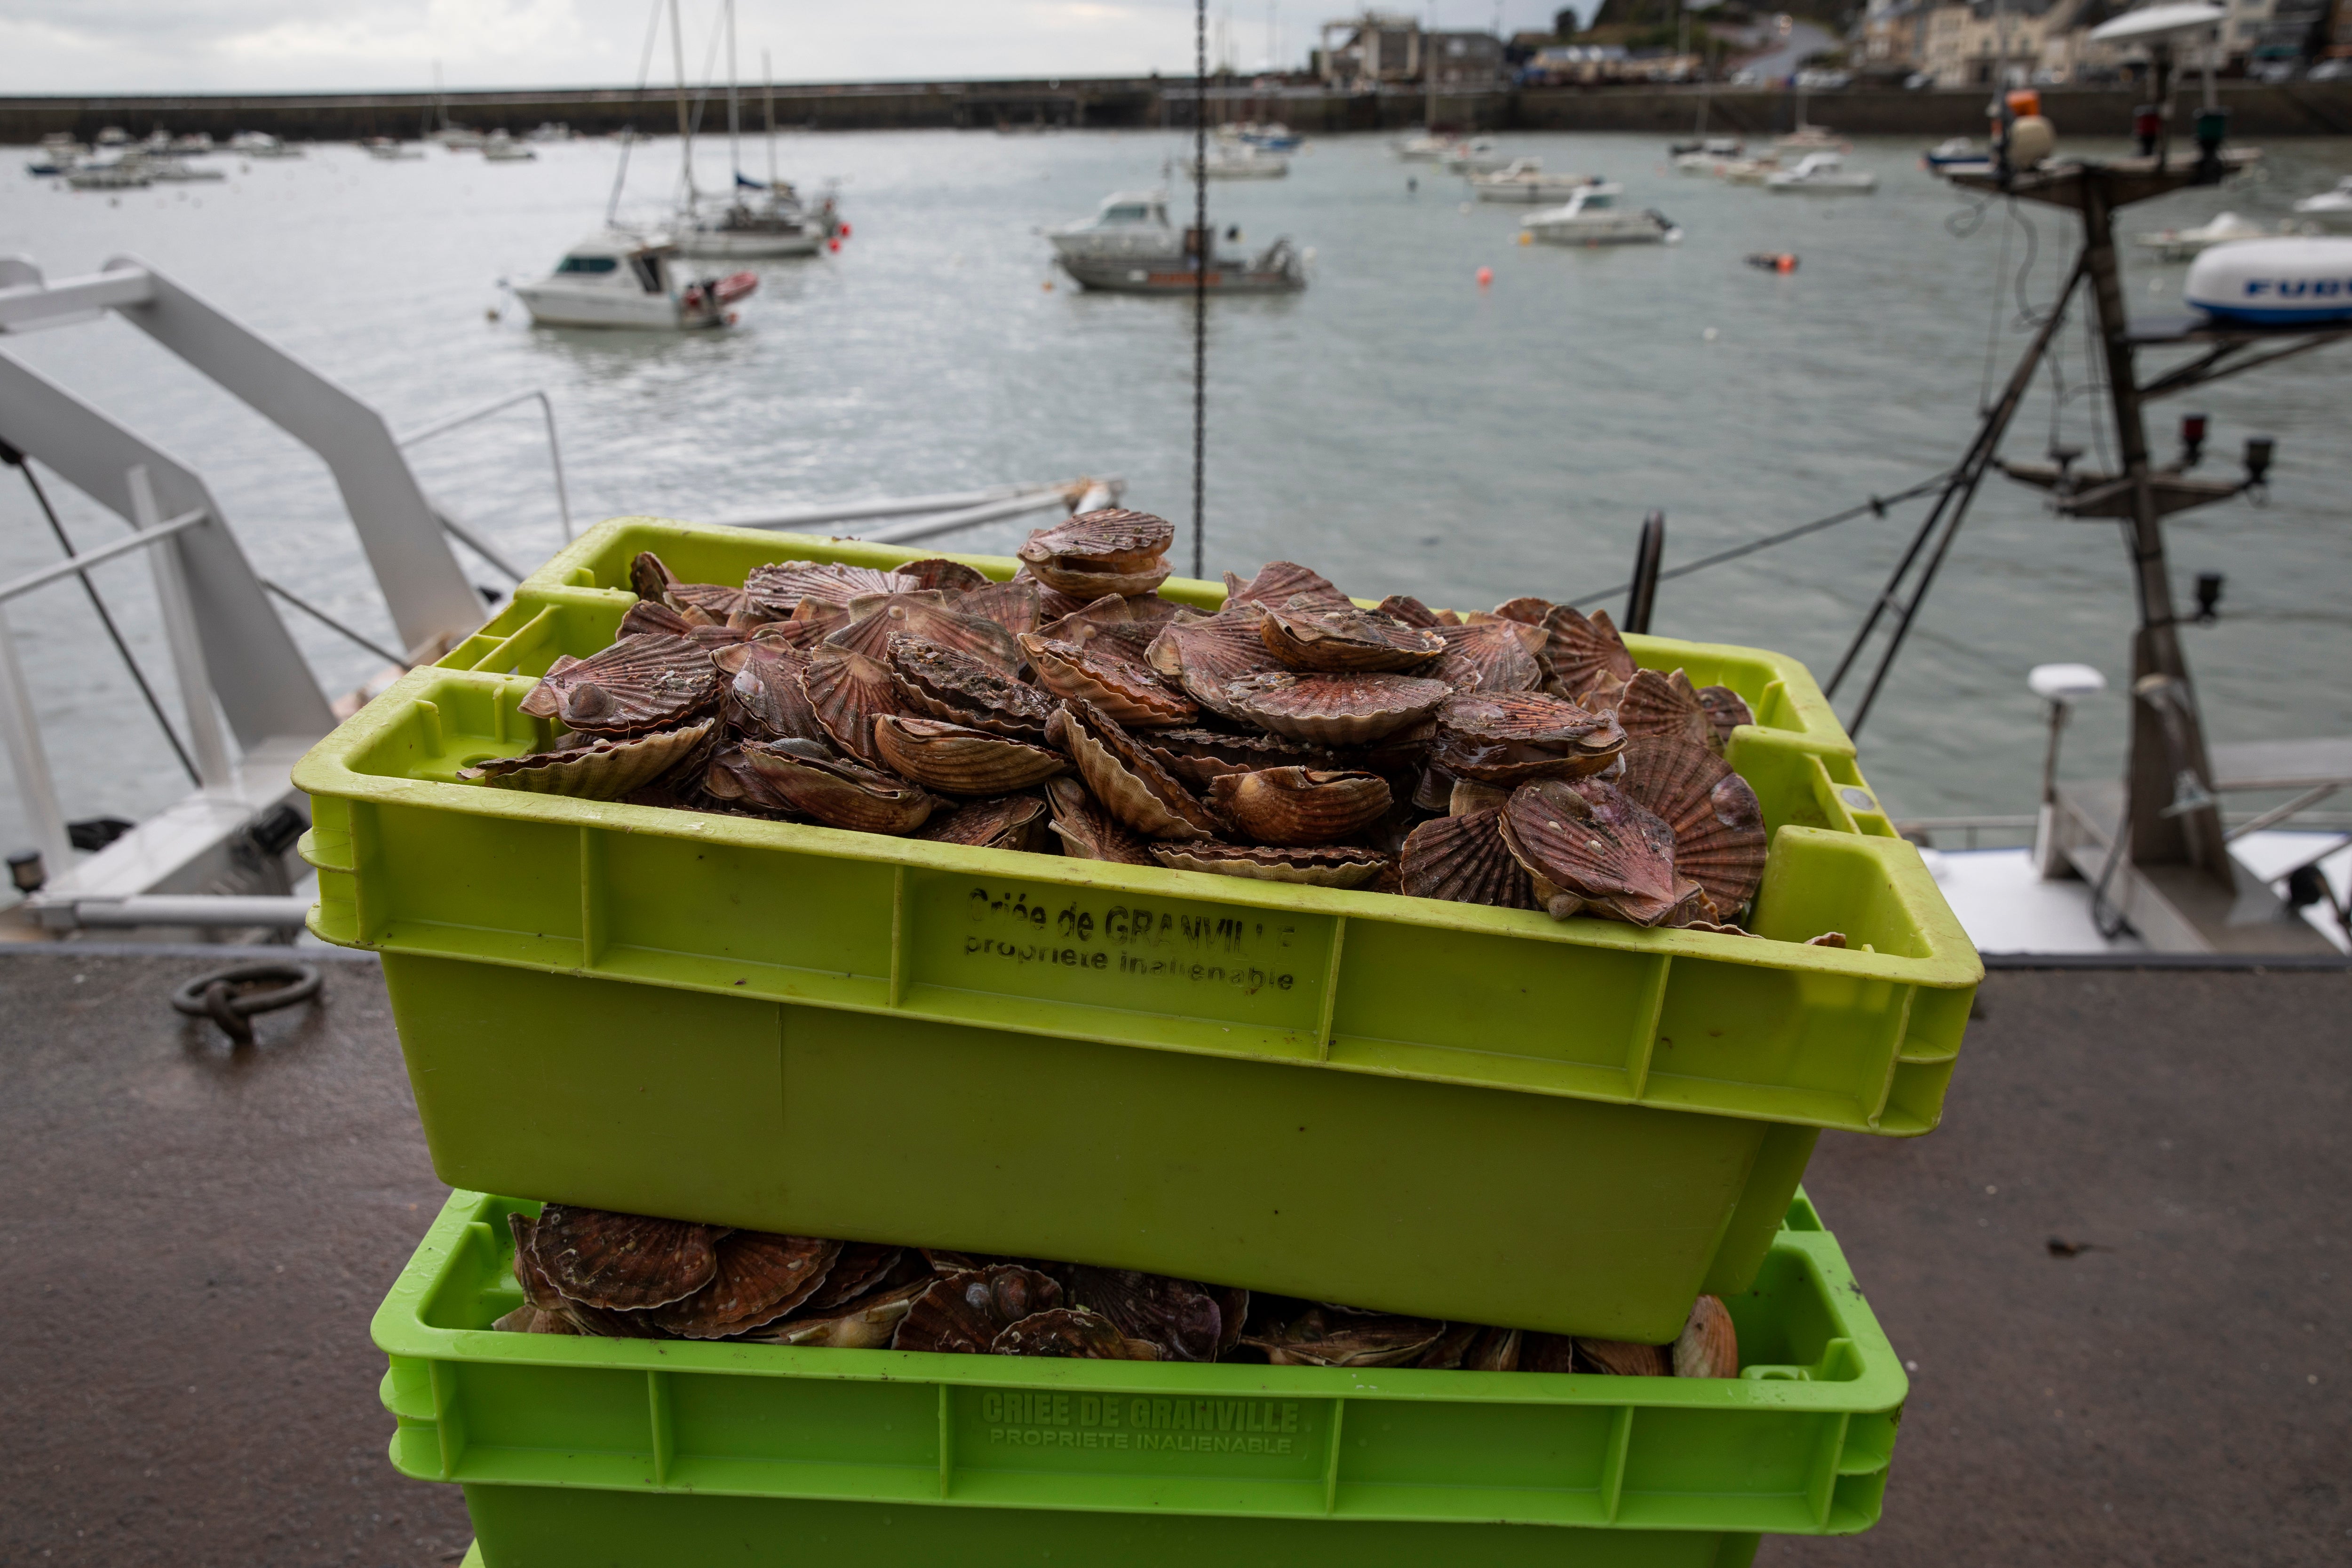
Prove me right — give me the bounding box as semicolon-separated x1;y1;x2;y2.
138;152;225;184
509;233;757;330
2133;211;2312;261
480;132;537;163
228;132;302;159
362;137;426;161
1765;151;1876;194
676;15;844;260
64;156;154;191
1520;191;1680;247
1238;122;1303;153
1469;158;1620;205
1046;191;1184;264
1392;131;1450;161
2291;175;2352;225
1192;143;1289;180
1055;235;1307;295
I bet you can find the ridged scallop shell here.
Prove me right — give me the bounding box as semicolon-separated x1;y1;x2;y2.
750;600;848;653
1539;606;1639;703
534;1204;722;1312
1673;1294;1739;1378
645;1234;842;1340
1375;594;1441;628
916;793;1050;852
1208;767;1391;845
898;557;993;594
1492;595;1557;625
629;550;678;602
1577;1338;1673;1377
893;1265;1064;1354
1615;736;1767;916
517;635;721;735
814;590;947;658
1223;560;1353;613
872;714;1069;795
669;580;769;628
1020;634;1197;727
713;642;825;743
830;593;1025;673
799;647;903;764
462;718;713;801
509;1213;666;1338
991;1307;1163;1360
1615;668;1716;750
1145;612;1288;717
744;1276;934;1348
1149;841;1389;888
1259;600;1446;673
1399;808;1538;908
1019;508;1174;573
1050;1266;1224;1362
1449;778;1512;815
1036;594;1162;665
743;560;918;616
798;1244;914;1314
1047;701;1221;840
1043;776;1159;864
1433;691;1627;783
1138;727;1337;790
1020;555;1172;597
619;599;691;639
1221;671;1451;745
699;740;813;817
888;636;1056;740
1435;620;1544;693
953;578;1045;639
1499;778;1685;926
735;741;937;834
1697;685;1754;746
1242;1307;1446;1367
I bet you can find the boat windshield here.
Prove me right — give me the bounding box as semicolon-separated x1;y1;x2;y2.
556;255;619;274
1101;204;1154;225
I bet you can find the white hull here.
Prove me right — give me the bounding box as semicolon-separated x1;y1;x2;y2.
1048;232;1186;264
677;228;824;259
1474;179;1620;205
1765;175;1876;194
511;284;715;330
1524;214;1678;246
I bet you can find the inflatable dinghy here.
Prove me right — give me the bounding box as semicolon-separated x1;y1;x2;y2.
2184;237;2352;326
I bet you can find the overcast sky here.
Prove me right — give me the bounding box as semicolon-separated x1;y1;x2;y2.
1;1;1594;94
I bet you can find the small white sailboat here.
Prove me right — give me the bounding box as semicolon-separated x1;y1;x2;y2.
1521;191;1681;247
228;131;302;159
676;21;843;259
1393;131;1450;161
1764;151;1876;194
138;151;225;183
64;155;153;191
481;131;537;162
510;233;757;330
1469;159;1620;205
1717;154;1783;186
2134;211;2313;261
1192;143;1289;180
2291;176;2352;226
363;137;427;161
1441;137;1510;174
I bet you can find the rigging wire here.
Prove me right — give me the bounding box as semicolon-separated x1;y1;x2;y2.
257;579;410;671
603;0;668;227
1191;0;1208;581
1976;199;2015;412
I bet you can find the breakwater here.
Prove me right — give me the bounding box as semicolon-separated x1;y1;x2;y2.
6;79;2351;144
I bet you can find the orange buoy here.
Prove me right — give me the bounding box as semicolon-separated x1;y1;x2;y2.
1476;265;1493;287
828;238;841;252
839;222;852;239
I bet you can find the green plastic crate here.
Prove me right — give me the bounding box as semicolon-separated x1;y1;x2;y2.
382;1188;1901;1568
297;518;1979;1339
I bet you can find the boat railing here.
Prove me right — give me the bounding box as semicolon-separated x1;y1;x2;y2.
396;388;574;546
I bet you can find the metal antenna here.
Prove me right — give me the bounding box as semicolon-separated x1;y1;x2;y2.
1192;0;1208;582
1623;511;1664;635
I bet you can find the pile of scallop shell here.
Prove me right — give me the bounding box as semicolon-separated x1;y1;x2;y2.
499;1202;1741;1377
463;508;1773;931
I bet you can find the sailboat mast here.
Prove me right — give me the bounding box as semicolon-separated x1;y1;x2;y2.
670;0;694;201
725;0;741;191
763;48;778;189
1423;2;1436;130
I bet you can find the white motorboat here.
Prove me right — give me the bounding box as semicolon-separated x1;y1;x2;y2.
1776;114;1850;152
1393;131;1450;161
430;126;487;151
2134;211;2313;261
362;137;426;161
2291;176;2352;226
1521;191;1681;247
1046;191;1185;264
1469;159;1620;205
64;156;154;191
1238;122;1302;152
167;132;215;156
138;151;225;183
509;232;758;330
1057;236;1308;294
525;122;576;142
228;132;302;159
25;136;87;176
1923;137;1990;174
481;132;536;163
1765;152;1876;194
1717;155;1783;186
1192;144;1289;180
1441;137;1510;174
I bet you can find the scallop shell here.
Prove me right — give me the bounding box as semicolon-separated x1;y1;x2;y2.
751;600;847;653
534;1204;722;1312
1492;595;1557;626
700;739;814;817
1221;671;1452;745
897;557;993;594
619;600;692;639
1375;594;1441;628
1018;508;1175;573
1052;1266;1223;1361
892;1265;1064;1354
1048;701;1221;840
799;647;903;764
1121;593;1187;628
517;634;721;735
510;1212;666;1338
1149;842;1388;888
669;580;769;626
887;635;1056;740
1223;560;1353;613
1413;1322;1480;1369
1577;1338;1672;1377
1035;594;1162;665
1435;619;1544;693
828;592;1024;673
814;590;948;659
1144;612;1288;716
872;714;1068;796
1433;692;1627;783
950;577;1044;639
629;550;678;602
1464;1326;1524;1372
1241;1307;1446;1368
1399;808;1538;908
735;741;938;834
1517;1331;1580;1375
713;642;825;743
915;793;1050;852
745;1276;933;1348
1020;634;1197;727
1259;600;1447;673
1538;606;1638;703
1208;767;1391;845
1697;684;1754;746
743;560;919;616
1499;778;1685;926
462;718;714;801
1615;736;1768;916
1042;775;1159;864
1615;668;1716;750
1448;778;1512;815
991;1307;1163;1360
798;1244;910;1314
1673;1294;1739;1379
1021;555;1173;598
1138;727;1337;791
645;1234;843;1339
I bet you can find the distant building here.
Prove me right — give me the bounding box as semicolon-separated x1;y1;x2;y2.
1908;0;2305;87
1314;12;1505;89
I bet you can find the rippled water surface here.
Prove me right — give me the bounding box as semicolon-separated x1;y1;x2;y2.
3;127;2349;859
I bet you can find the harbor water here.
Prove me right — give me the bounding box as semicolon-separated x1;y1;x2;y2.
2;127;2349;861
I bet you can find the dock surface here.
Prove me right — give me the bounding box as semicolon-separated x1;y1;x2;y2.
0;949;2343;1566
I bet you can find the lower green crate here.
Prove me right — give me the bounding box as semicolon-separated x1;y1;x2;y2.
380;1189;1903;1556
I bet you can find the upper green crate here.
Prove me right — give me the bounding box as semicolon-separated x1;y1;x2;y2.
296;517;1980;1138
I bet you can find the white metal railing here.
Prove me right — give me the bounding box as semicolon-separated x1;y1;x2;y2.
396;387;574;545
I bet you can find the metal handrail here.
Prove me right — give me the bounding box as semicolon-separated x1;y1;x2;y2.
0;506;205;602
396;388;573;543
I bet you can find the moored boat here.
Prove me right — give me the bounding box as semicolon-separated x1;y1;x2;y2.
510;232;757;329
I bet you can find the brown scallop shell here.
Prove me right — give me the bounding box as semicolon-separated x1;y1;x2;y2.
1433;692;1627;783
1492;595;1557;626
1221;671;1452;745
510;1212;665;1338
619;599;692;639
748;601;847;653
799;646;903;764
1052;1266;1224;1362
897;557;993;594
1208;767;1391;845
1516;1331;1580;1375
830;593;1024;673
1223;560;1353;614
916;793;1050;852
1449;778;1512;815
1577;1338;1673;1377
1043;776;1159;864
700;740;813;817
956;577;1045;639
1259;600;1447;673
645;1234;843;1340
1144;612;1289;717
1615;668;1716;751
888;635;1056;740
1697;684;1754;746
1018;508;1175;573
1499;778;1684;926
872;714;1068;796
629;550;678;602
1673;1294;1740;1379
1035;594;1162;665
991;1308;1163;1360
462;718;713;801
533;1204;722;1312
713;642;825;743
1149;842;1387;888
1242;1307;1446;1368
1399;808;1539;909
797;1244;909;1314
1022;556;1173;598
1538;606;1639;704
517;634;722;735
1436;619;1545;693
1375;594;1442;629
746;1276;934;1348
814;590;947;658
1121;593;1188;628
1047;701;1221;841
1465;1326;1524;1372
892;1265;1064;1354
1414;1321;1481;1369
742;560;919;616
735;742;938;834
1615;736;1768;916
668;580;769;627
1138;727;1337;791
1020;634;1197;727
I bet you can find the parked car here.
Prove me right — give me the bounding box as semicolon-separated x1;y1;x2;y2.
2311;57;2352;81
1905;71;1934;89
1795;68;1853;89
